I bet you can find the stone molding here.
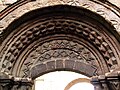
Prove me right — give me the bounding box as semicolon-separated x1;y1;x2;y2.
0;12;119;77
0;0;120;35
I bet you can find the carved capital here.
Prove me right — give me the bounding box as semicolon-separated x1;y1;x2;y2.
0;72;33;90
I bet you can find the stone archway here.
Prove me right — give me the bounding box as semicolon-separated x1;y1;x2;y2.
0;5;120;90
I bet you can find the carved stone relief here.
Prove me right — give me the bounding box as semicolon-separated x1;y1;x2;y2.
21;40;99;78
0;0;120;35
0;16;119;78
0;1;120;90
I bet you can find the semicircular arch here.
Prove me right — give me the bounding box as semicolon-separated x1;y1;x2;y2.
0;5;119;80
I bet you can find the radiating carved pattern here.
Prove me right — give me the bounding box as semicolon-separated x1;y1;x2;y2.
22;40;98;77
67;0;80;6
1;18;117;73
1;0;120;34
110;19;120;30
34;40;96;64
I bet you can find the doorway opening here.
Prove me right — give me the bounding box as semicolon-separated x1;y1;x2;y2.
34;71;94;90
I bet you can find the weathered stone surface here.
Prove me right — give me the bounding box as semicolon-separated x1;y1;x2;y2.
46;61;56;70
1;0;120;35
31;64;47;78
56;60;64;69
0;2;120;90
65;60;75;70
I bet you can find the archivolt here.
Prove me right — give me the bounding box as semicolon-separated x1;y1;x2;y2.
0;5;119;79
0;0;120;36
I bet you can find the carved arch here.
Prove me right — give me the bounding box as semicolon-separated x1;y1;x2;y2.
0;5;119;82
1;0;120;36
